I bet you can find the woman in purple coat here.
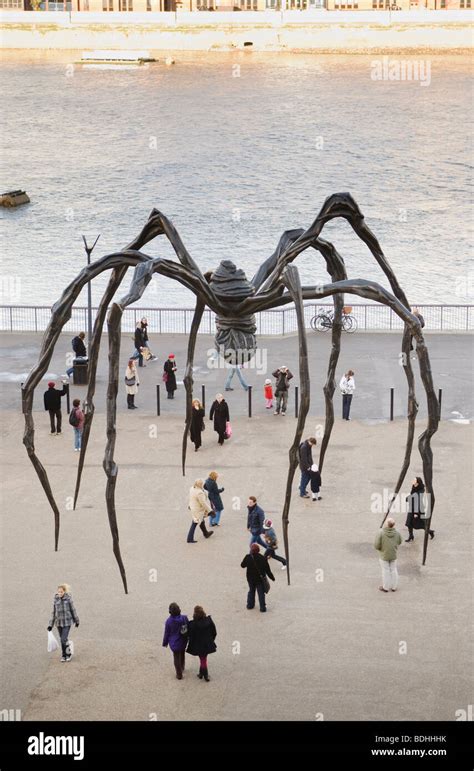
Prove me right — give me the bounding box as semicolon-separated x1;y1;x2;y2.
162;602;189;680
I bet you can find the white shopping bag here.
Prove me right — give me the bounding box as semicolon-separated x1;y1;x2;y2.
47;630;59;653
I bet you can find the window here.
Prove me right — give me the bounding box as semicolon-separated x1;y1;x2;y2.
102;0;114;9
0;0;23;7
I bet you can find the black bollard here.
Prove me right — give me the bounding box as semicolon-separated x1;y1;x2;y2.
438;388;442;421
295;385;299;419
248;385;252;418
201;384;205;411
390;388;394;421
65;382;70;413
156;384;160;416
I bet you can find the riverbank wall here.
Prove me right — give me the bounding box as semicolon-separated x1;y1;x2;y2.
1;10;472;52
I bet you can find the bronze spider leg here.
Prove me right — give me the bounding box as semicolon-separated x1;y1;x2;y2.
102;258;216;592
73;212;202;509
256;277;438;567
279;265;310;586
22;251;149;552
258;193;424;516
182;299;206;477
23;249;206;569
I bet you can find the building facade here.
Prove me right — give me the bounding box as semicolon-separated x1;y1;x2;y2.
2;0;471;10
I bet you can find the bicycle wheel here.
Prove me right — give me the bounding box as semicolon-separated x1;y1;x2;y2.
344;315;358;334
310;315;319;331
315;314;332;332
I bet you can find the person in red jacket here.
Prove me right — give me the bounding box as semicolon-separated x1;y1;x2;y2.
264;378;273;410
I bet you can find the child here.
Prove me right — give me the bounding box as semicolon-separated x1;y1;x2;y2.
264;379;273;409
309;463;322;501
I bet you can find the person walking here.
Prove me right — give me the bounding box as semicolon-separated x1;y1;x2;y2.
204;471;224;527
263;519;287;569
405;477;434;542
241;543;275;613
190;398;205;452
69;398;85;452
209;393;230;446
264;378;273;410
125;359;140;410
272;365;293;415
66;332;87;378
186;606;217;682
298;437;317;498
247;495;267;548
374;518;403;593
339;370;355;420
187;479;214;543
225;363;249;392
163;354;177;399
125;359;139;409
133;319;146;367
162;602;189;680
43;379;68;435
309;463;322;501
47;583;79;662
140;317;157;362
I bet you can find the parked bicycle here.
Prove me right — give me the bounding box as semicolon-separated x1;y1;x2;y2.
310;306;358;334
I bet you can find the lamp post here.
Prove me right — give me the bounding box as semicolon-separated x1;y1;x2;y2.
82;234;100;345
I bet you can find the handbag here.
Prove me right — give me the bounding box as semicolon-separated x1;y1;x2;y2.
125;376;136;387
225;421;232;438
47;630;59;653
162;372;169;383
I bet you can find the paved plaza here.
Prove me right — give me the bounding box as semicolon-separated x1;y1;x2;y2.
0;331;472;721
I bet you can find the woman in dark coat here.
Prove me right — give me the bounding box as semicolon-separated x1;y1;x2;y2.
190;399;205;452
204;471;224;527
162;602;189;681
405;476;434;542
209;393;230;445
186;606;217;682
163;354;177;399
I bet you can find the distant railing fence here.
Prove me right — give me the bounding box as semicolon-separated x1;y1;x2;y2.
0;304;472;334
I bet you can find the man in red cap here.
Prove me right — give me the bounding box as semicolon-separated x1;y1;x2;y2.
43;379;68;435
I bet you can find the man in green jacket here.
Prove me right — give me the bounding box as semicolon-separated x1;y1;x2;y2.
374;517;402;593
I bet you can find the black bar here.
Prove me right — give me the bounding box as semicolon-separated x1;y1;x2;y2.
438;388;442;420
248;385;252;418
156;384;160;416
295;385;299;418
390;387;394;422
201;384;205;411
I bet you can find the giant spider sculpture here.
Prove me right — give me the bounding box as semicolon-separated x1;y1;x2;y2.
22;193;439;594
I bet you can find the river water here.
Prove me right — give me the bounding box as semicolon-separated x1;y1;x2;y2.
1;51;472;309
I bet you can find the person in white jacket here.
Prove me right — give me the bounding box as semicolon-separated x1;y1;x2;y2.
339;370;355;420
186;479;214;543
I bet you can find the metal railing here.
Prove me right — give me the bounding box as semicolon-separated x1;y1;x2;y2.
0;304;472;334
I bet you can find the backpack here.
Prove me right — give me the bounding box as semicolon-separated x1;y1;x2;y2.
69;408;80;427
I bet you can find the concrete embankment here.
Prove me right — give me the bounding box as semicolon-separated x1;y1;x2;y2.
1;10;472;52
